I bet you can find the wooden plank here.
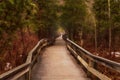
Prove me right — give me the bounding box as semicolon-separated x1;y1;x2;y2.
0;39;48;80
0;63;29;80
67;45;78;56
10;68;29;80
68;45;111;80
31;38;90;80
66;38;120;73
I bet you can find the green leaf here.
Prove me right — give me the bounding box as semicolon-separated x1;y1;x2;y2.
8;0;14;5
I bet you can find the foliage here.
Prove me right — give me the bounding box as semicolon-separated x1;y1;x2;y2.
61;0;87;40
36;0;58;38
93;0;120;51
0;0;58;74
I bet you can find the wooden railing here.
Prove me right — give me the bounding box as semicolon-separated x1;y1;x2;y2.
0;39;52;80
64;38;120;80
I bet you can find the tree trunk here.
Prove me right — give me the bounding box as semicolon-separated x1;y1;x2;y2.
108;0;112;54
94;22;97;52
20;28;26;54
27;25;31;35
80;27;83;47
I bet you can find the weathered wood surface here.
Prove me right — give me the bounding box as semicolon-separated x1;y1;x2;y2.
31;36;90;80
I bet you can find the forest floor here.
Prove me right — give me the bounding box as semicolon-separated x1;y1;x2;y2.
83;44;120;80
0;31;38;74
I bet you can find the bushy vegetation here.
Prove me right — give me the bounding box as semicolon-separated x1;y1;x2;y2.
0;0;58;74
61;0;87;41
61;0;120;60
93;0;120;59
61;0;120;79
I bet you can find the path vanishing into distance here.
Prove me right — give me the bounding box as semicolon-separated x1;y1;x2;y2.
31;36;90;80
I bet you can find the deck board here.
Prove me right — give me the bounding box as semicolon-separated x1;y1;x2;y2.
31;36;90;80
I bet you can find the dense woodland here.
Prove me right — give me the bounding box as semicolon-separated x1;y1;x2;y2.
0;0;58;74
0;0;120;79
61;0;120;62
61;0;120;79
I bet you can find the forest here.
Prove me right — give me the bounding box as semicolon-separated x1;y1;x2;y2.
61;0;120;62
0;0;120;79
61;0;120;79
0;0;58;74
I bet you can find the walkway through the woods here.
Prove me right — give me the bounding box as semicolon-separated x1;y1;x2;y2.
31;36;90;80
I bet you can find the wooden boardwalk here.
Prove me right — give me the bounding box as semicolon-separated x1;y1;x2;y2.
31;36;90;80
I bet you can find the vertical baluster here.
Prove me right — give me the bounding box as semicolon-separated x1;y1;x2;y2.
88;60;98;80
25;67;31;80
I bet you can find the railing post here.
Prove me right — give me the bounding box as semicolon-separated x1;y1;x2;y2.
25;67;31;80
88;60;98;80
87;60;92;77
89;60;95;67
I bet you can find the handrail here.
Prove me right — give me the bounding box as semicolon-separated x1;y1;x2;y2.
26;39;45;63
0;39;50;80
65;38;120;80
0;63;30;80
67;38;120;72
